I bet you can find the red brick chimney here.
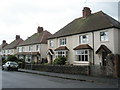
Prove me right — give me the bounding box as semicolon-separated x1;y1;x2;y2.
16;35;20;40
2;40;6;44
83;7;91;18
37;26;43;33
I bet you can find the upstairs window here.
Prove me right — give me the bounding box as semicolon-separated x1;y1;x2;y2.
22;47;25;52
100;31;108;42
49;40;54;48
7;50;9;53
18;47;22;52
3;50;5;54
79;35;88;44
60;38;66;46
11;50;13;53
36;45;39;51
29;46;33;51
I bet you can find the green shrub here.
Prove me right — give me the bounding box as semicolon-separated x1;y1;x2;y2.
53;56;67;65
7;55;18;62
2;59;8;64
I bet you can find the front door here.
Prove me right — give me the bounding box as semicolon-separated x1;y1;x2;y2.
49;55;53;64
102;52;107;66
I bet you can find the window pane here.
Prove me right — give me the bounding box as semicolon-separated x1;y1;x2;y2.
100;32;108;41
85;50;88;54
78;55;81;61
60;38;66;45
80;35;88;44
85;55;88;61
82;55;84;61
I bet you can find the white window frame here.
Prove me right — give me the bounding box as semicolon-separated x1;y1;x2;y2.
79;35;89;44
55;50;67;58
36;45;39;51
75;50;89;62
7;50;9;54
11;50;13;54
59;38;67;46
28;46;33;52
22;47;25;52
100;31;108;42
49;40;54;48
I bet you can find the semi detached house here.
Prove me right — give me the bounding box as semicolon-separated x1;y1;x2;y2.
47;7;120;66
17;27;52;64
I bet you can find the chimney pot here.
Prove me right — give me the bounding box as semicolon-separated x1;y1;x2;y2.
83;7;91;18
16;35;20;40
3;40;6;44
37;26;43;33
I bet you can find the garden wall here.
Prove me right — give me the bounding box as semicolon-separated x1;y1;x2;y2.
24;54;120;78
25;64;90;75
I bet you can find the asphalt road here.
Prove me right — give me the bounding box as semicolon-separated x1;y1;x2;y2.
2;70;118;88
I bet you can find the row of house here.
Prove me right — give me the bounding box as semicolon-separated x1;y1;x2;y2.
0;7;120;66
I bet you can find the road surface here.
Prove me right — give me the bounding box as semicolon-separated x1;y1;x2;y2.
2;70;118;88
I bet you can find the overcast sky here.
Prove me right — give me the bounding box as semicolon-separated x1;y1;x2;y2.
0;0;119;44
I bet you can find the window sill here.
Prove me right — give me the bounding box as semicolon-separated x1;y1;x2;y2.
60;45;66;46
74;61;90;66
79;43;89;45
100;41;109;43
74;61;89;64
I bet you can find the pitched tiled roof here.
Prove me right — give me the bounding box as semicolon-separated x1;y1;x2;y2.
73;44;92;50
49;11;120;39
0;43;8;50
19;30;52;46
48;49;54;54
96;45;112;54
54;46;69;51
3;38;23;49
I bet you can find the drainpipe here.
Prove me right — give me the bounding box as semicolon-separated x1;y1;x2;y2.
92;32;95;65
40;44;42;63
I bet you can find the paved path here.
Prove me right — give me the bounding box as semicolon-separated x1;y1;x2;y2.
18;69;119;87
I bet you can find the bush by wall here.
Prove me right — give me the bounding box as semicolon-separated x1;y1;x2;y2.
53;57;66;65
7;55;18;62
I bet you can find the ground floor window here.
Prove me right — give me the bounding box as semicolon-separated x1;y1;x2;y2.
55;51;68;58
25;55;32;63
75;50;89;62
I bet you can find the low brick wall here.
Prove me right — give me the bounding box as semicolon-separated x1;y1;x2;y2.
24;54;120;77
25;64;90;75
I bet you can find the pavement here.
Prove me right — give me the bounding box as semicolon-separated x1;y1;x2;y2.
18;68;119;87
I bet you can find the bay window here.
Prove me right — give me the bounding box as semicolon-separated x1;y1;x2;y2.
55;51;67;58
75;50;89;62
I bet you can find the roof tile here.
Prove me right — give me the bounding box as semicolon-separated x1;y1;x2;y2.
49;11;120;39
